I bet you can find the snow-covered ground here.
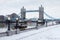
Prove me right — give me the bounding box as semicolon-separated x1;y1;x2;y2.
0;24;60;40
0;28;7;33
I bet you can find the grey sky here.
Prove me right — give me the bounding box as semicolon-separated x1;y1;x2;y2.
0;0;60;18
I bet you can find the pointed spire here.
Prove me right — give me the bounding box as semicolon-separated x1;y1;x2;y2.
40;5;44;9
21;6;25;11
41;5;42;7
22;6;24;9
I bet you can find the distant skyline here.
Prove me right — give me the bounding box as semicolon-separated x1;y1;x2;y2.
0;0;60;19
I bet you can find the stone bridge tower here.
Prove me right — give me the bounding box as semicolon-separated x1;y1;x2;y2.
39;5;44;21
21;7;26;20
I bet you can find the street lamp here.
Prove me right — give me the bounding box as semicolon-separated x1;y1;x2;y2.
16;18;19;21
15;18;19;34
6;17;11;36
16;18;19;28
8;17;11;31
8;17;10;20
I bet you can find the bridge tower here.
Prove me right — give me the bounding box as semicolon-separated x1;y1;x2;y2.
21;6;26;20
38;5;44;21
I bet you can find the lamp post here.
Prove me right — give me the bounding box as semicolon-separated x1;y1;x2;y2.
6;17;11;36
8;17;10;31
16;18;19;28
15;18;19;34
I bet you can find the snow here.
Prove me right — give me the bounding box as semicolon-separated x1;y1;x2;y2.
0;28;7;33
0;24;60;40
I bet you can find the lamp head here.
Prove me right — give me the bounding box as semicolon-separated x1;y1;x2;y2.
8;17;10;20
16;18;19;20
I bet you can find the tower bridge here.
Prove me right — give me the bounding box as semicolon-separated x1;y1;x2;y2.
20;5;60;27
0;5;60;31
20;5;60;21
21;5;44;22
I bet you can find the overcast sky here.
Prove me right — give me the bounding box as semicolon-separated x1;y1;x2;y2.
0;0;60;19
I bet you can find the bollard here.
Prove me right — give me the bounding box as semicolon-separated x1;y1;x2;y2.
46;21;47;27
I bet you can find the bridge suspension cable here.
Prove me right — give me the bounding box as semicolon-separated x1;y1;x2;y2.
44;12;55;19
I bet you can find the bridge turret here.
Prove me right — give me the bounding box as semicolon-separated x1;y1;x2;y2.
21;6;26;20
39;5;44;21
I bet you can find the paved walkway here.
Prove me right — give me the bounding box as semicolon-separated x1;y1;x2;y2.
0;24;56;37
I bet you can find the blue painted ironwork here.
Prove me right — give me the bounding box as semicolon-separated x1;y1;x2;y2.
26;10;39;12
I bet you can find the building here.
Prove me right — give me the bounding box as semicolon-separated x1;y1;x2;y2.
0;15;5;21
7;13;20;21
0;15;6;27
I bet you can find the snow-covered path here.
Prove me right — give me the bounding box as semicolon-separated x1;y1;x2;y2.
0;28;7;33
0;24;60;40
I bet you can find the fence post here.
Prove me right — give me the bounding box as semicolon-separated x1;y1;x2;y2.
46;20;47;27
